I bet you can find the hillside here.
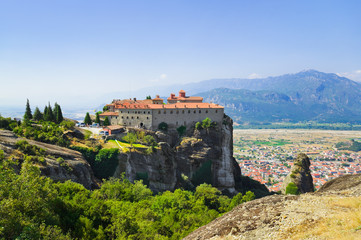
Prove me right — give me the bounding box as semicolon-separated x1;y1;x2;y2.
184;174;361;240
196;70;361;123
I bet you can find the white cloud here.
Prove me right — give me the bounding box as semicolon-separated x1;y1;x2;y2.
337;70;361;82
160;74;167;79
248;73;262;79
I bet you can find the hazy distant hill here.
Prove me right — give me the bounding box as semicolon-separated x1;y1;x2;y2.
195;70;361;123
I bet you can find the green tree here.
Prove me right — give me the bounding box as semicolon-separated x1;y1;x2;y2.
158;122;168;131
54;103;63;123
102;106;109;112
95;112;100;124
201;118;212;129
43;103;54;122
177;125;186;136
23;99;33;122
103;116;110;126
146;95;152;99
84;113;92;125
33;107;43;121
122;132;137;148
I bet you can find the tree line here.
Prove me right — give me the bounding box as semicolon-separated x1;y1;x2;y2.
24;99;64;124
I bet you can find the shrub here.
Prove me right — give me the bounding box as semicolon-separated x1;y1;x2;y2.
158;122;168;132
285;182;299;195
195;122;202;130
201;117;212;129
177;125;186;136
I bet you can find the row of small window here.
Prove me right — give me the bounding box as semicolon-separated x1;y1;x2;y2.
120;116;149;120
120;111;151;114
157;109;217;114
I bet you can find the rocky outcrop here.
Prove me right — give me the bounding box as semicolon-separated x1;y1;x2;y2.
0;129;98;189
184;173;361;240
281;153;314;194
113;115;253;194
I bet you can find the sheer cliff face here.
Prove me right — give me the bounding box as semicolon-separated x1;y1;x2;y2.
115;115;241;193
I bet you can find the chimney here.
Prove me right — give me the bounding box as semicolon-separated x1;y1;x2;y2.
133;98;137;101
156;95;160;98
171;93;175;99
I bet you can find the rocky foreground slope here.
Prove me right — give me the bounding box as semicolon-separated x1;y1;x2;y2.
184;174;361;240
0;129;98;189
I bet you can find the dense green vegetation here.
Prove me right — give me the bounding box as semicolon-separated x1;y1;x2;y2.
336;140;361;152
285;182;299;195
12;121;74;147
0;154;255;239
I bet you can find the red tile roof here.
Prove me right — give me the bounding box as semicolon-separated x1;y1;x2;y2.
113;102;223;110
99;112;119;116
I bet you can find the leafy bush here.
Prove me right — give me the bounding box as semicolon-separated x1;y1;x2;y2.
195;122;202;130
201;117;212;129
12;122;70;147
15;140;45;156
158;122;168;131
177;125;186;136
144;135;157;147
285;182;299;195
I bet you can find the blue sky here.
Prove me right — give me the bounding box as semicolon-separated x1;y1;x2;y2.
0;0;360;109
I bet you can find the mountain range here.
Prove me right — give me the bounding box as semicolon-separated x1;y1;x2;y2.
192;70;361;124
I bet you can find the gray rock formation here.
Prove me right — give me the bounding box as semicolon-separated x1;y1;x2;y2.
0;129;98;189
113;115;245;194
281;153;314;194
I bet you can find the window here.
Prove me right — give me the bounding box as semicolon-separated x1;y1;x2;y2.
164;110;166;114
176;121;178;126
137;116;139;119
199;110;201;113
176;110;179;114
122;116;124;119
126;116;129;119
182;110;185;114
144;111;146;114
148;111;150;114
147;117;149;119
131;116;134;119
194;110;196;113
188;110;190;113
184;121;186;125
158;110;161;114
206;110;208;113
216;110;218;113
128;111;129;114
170;110;173;114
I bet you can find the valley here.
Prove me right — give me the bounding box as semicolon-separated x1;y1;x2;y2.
234;129;361;191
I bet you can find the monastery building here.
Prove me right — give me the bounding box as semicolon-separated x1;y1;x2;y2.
99;90;224;130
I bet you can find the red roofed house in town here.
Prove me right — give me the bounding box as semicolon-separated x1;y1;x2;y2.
99;90;224;130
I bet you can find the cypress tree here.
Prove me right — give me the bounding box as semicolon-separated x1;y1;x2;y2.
84;112;92;125
23;99;32;122
47;102;55;122
95;112;100;124
103;116;110;126
54;102;64;123
33;107;43;121
43;106;49;121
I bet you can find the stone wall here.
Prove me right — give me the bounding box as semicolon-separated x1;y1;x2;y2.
151;108;224;130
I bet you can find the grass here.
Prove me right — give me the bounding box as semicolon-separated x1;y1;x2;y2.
253;139;291;146
106;140;148;149
288;196;361;240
